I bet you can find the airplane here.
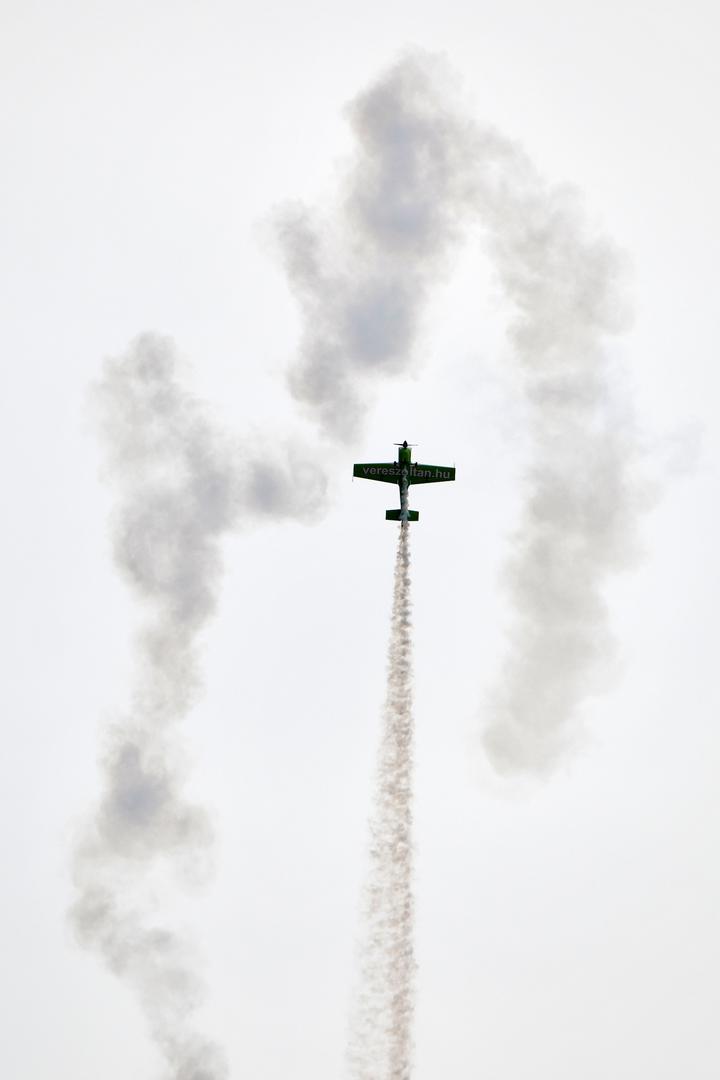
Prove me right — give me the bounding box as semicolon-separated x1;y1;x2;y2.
353;441;456;525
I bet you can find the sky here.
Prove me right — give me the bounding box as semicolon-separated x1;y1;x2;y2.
2;1;720;1077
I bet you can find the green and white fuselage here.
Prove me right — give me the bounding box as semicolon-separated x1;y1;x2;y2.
352;441;456;524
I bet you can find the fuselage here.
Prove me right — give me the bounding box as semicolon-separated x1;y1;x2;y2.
397;444;411;523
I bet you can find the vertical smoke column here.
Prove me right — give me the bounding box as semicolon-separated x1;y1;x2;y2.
71;335;235;1080
276;53;470;442
71;334;325;1080
348;524;415;1080
471;142;638;776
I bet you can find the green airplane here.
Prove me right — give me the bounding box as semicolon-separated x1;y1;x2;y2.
353;441;456;524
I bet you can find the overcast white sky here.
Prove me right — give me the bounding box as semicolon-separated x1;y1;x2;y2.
2;1;720;1077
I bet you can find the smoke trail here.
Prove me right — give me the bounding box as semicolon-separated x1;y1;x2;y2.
277;54;472;442
72;333;326;1078
281;53;641;774
347;525;415;1080
472;149;638;775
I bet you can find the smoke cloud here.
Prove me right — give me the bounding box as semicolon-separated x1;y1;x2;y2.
277;54;473;441
475;170;638;774
281;52;641;776
72;333;326;1077
347;526;415;1080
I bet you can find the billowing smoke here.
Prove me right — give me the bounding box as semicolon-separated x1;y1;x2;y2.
71;333;326;1078
347;526;415;1080
474;153;637;775
277;54;473;441
281;53;640;775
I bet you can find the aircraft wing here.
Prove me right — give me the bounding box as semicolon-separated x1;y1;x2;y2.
408;464;456;484
353;463;404;484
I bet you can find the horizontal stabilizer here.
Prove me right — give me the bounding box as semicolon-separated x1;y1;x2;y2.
386;509;419;522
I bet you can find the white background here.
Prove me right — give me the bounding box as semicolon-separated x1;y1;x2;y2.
2;1;719;1077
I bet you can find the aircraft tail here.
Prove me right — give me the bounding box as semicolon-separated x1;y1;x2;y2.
386;509;419;522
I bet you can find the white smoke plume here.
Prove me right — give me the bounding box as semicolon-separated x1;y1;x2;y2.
277;54;473;441
281;53;641;775
473;153;638;775
72;333;326;1078
347;526;415;1080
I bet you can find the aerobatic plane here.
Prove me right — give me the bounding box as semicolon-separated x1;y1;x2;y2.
353;441;455;524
